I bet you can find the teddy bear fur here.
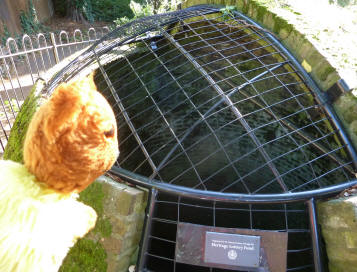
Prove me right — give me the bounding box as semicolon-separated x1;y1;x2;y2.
0;72;118;271
23;73;119;193
0;160;97;272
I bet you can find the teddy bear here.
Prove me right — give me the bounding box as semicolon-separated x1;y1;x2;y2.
0;72;118;272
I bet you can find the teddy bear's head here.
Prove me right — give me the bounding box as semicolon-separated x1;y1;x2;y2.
23;73;119;193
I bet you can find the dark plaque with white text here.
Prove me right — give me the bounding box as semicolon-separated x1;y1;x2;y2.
204;232;260;268
175;223;288;271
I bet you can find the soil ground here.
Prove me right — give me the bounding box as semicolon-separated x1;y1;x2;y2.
43;15;111;33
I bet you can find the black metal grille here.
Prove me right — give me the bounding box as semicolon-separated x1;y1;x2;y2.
93;9;356;194
144;191;313;272
45;5;357;272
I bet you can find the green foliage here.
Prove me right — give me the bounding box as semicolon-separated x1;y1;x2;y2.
113;0;178;26
59;181;112;271
3;81;45;163
91;0;134;22
79;182;112;237
95;217;112;237
0;22;11;46
59;239;107;272
220;5;237;20
53;0;65;16
79;182;105;214
53;0;133;22
82;0;94;22
19;0;44;34
113;1;152;26
329;0;357;7
53;0;180;25
113;16;131;25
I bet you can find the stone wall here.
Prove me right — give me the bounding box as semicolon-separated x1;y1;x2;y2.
318;197;357;272
60;176;147;272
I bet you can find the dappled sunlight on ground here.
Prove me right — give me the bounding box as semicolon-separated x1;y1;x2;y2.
270;0;357;88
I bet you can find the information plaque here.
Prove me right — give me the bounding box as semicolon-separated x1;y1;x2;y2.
204;232;260;268
175;223;288;272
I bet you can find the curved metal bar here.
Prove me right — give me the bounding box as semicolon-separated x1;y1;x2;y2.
88;28;97;41
231;7;357;171
163;30;288;191
59;31;71;59
73;29;84;51
101;26;110;37
109;166;357;203
0;47;17;120
5;38;25;101
21;34;37;83
37;33;50;72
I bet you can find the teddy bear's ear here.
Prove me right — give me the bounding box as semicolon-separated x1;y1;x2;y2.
42;73;99;142
43;81;83;142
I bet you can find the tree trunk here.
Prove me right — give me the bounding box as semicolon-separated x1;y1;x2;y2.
152;0;161;14
65;0;87;23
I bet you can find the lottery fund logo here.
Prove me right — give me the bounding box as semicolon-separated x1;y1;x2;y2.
227;249;238;260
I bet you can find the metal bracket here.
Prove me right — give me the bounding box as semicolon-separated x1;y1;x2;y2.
325;79;351;104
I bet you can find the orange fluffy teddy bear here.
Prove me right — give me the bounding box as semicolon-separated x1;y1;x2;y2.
0;73;118;271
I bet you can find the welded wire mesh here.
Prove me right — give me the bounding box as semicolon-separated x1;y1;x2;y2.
86;7;356;195
144;192;313;272
45;5;356;272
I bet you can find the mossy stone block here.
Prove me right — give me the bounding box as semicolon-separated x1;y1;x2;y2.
116;249;135;272
3;80;48;163
318;197;357;228
334;93;357;150
345;231;357;249
59;239;108;272
262;8;275;30
273;15;294;37
329;260;357;272
116;190;136;216
327;246;357;262
318;196;357;272
282;29;309;62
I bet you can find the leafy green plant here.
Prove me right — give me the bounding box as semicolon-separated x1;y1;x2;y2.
113;0;180;26
113;16;131;26
20;0;47;34
82;0;95;22
91;0;134;22
0;22;11;46
220;5;237;20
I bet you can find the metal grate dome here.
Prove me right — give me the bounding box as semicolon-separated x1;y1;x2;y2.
46;5;357;272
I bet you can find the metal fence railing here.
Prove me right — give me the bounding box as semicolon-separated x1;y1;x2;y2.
0;26;110;155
